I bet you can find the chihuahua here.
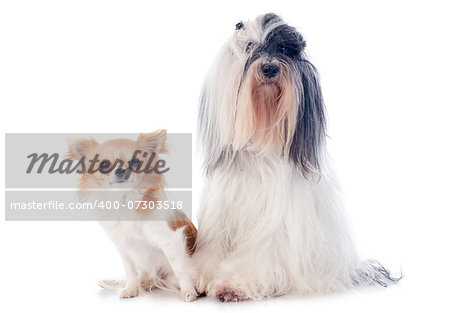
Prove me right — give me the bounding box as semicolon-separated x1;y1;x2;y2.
68;130;198;302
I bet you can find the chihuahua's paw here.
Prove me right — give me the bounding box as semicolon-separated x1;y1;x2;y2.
140;279;154;292
194;274;211;297
181;288;198;302
119;287;139;299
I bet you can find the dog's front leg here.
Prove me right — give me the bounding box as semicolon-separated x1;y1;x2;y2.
144;224;197;302
118;253;139;299
160;234;197;302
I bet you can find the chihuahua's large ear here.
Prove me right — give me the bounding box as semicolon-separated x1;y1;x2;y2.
67;137;98;160
137;130;168;154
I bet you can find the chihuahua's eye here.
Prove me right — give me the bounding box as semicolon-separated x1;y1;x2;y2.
129;158;141;169
245;42;254;53
99;160;111;173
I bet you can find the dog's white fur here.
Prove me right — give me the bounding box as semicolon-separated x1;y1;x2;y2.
98;218;197;301
194;153;359;299
68;133;197;302
193;14;391;301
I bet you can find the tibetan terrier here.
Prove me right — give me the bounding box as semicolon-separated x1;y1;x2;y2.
194;13;399;302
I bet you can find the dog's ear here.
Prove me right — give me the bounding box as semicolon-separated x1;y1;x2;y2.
289;60;326;178
67;137;98;160
137;130;168;154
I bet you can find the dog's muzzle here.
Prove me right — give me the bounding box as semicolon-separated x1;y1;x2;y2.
113;168;132;184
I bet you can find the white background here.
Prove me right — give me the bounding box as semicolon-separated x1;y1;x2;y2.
1;0;449;312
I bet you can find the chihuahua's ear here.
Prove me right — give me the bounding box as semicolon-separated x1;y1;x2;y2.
67;137;98;160
137;130;168;154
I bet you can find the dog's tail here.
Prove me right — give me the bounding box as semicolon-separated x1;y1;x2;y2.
98;274;181;295
98;279;125;290
351;259;402;288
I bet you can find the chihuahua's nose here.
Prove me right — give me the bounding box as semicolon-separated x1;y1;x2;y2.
115;168;127;179
261;63;279;78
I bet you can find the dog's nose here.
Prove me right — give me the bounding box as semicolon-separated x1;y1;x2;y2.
261;63;280;78
115;168;127;179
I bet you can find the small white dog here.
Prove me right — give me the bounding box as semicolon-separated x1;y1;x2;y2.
68;131;198;302
194;13;399;301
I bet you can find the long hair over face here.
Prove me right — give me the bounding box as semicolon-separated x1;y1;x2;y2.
199;13;326;178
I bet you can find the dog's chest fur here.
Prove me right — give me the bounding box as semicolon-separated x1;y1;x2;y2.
100;221;166;271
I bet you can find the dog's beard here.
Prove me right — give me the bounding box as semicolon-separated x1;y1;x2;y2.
233;61;298;153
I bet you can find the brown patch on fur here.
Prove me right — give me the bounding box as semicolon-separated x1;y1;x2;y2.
137;129;168;154
67;137;98;160
135;177;165;217
168;210;198;255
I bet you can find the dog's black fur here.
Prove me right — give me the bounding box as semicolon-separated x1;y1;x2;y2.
239;13;326;178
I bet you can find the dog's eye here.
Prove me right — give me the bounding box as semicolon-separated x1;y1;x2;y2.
245;42;254;53
129;158;141;169
235;21;244;30
99;160;111;173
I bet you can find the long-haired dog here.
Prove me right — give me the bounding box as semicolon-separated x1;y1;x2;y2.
68;131;198;302
195;13;399;301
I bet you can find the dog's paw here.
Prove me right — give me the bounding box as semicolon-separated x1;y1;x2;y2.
194;274;209;297
194;284;207;297
119;287;139;299
181;288;198;302
140;279;154;292
216;287;248;302
197;290;207;297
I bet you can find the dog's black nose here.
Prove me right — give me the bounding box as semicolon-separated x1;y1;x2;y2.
261;63;279;78
115;168;127;178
